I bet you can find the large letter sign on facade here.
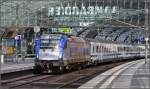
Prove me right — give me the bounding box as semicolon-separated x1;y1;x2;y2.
48;3;118;17
72;6;79;15
112;6;118;14
55;7;61;16
95;6;103;15
48;7;54;16
80;4;87;16
87;6;94;15
65;4;72;15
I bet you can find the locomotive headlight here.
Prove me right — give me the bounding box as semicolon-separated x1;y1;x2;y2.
54;45;59;51
145;37;149;41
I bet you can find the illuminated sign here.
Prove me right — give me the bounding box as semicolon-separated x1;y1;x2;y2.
48;3;118;16
58;27;72;34
51;27;72;34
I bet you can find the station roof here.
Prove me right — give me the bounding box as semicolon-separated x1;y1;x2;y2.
0;0;149;44
0;0;148;27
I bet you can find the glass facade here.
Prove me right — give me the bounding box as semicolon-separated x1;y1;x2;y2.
0;0;149;27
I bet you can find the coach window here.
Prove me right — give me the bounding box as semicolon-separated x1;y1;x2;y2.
126;47;128;52
105;48;107;53
106;47;107;53
99;46;100;53
101;46;103;52
101;46;102;53
103;47;105;52
96;46;98;53
107;48;109;53
125;47;127;52
127;47;129;52
124;47;126;51
127;47;130;52
139;48;141;51
108;48;110;53
106;46;108;52
118;47;121;52
93;45;95;53
99;46;101;53
103;46;105;52
104;47;106;52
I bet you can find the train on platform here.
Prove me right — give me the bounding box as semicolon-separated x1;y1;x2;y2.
33;33;148;73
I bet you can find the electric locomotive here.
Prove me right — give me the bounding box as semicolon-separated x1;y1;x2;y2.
34;33;91;73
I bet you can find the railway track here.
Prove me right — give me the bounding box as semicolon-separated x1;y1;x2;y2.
1;60;134;89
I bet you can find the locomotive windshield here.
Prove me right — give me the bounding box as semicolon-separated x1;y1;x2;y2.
40;34;61;49
37;34;62;60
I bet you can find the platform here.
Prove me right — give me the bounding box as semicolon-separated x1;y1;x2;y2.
78;59;150;89
1;61;34;74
